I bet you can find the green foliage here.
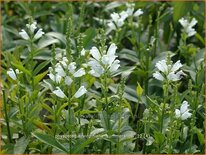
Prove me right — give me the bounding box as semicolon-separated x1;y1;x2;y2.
1;1;204;154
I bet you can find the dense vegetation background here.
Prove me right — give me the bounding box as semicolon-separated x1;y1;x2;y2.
1;1;205;154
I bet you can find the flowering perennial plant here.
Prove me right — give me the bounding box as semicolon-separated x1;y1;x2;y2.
1;2;204;154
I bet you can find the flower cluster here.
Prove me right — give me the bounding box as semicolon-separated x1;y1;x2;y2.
48;55;87;99
179;17;197;37
19;21;44;40
153;59;185;82
7;68;20;81
175;100;192;120
108;4;143;30
88;43;120;77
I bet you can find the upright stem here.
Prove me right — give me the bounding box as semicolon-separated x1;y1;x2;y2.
103;72;111;153
160;82;168;132
3;90;12;143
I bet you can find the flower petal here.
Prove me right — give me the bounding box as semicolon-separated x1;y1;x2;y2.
90;47;101;61
73;68;85;77
65;76;73;86
7;68;17;80
53;87;66;98
74;86;87;98
171;60;182;72
155;60;168;73
19;29;30;40
153;71;164;81
109;60;120;72
34;28;44;40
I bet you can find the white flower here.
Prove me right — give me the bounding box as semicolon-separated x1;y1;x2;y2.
153;71;164;81
34;28;44;40
68;62;76;74
60;57;68;67
73;68;85;77
53;87;66;98
108;12;128;30
90;47;101;61
88;43;120;77
153;59;185;82
175;101;192;120
81;48;86;56
48;73;62;83
26;21;37;33
19;29;30;40
133;9;143;17
179;17;197;37
7;68;19;80
109;60;120;72
65;76;73;86
55;63;66;77
74;86;87;98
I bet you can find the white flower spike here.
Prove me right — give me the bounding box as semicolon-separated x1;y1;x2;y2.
179;17;197;37
88;43;120;77
153;59;185;82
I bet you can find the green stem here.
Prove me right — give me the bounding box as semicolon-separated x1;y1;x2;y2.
3;90;12;143
160;82;168;132
103;72;111;153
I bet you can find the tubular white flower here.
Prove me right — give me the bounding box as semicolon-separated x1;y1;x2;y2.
133;9;143;17
68;62;76;74
34;28;44;40
26;21;37;33
179;17;197;37
73;68;85;77
74;86;87;98
171;60;182;72
81;48;86;56
65;76;73;86
19;29;30;40
7;68;18;80
48;73;62;83
89;43;120;77
53;87;66;98
153;59;185;82
153;71;164;81
175;100;192;120
55;63;66;77
90;47;101;61
109;60;120;72
155;60;168;73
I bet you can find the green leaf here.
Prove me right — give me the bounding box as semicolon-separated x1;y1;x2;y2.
136;82;143;97
194;127;204;145
32;132;68;153
71;137;96;153
11;61;31;76
46;32;66;45
195;32;205;45
154;131;165;145
14;136;30;154
172;2;191;23
33;60;50;75
38;37;60;49
34;70;48;86
83;28;96;48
